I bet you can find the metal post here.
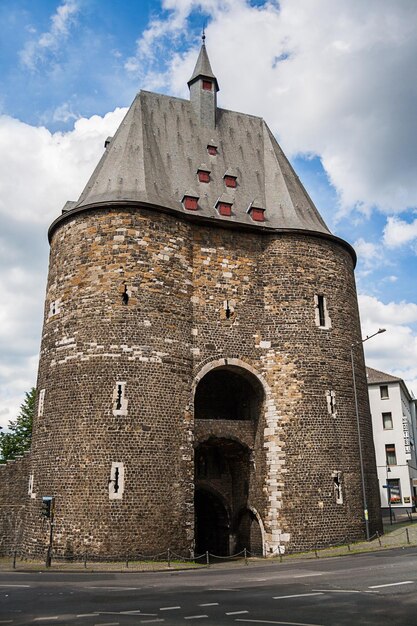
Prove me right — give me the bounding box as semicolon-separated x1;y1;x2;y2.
84;552;87;569
126;552;129;568
206;550;210;567
167;548;171;567
406;528;410;544
244;547;248;566
13;550;17;569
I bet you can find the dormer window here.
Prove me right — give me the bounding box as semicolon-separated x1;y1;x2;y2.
182;191;199;211
202;80;212;91
197;164;211;183
223;170;237;188
215;195;233;217
247;200;265;222
207;143;218;156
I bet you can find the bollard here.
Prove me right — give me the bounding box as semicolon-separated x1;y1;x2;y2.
376;530;382;547
406;528;410;544
314;546;319;558
126;552;129;568
244;548;248;566
206;551;210;567
279;547;282;563
84;552;87;569
168;548;171;568
347;543;351;552
13;550;17;570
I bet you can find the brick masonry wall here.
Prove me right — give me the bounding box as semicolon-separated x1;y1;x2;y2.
0;453;30;555
17;206;380;557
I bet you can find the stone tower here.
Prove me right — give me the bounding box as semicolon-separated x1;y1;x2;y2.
21;41;381;558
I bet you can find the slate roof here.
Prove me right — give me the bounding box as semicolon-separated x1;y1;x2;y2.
51;43;354;255
366;366;402;385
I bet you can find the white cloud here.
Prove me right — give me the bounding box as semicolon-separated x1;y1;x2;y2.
383;215;417;248
0;107;126;429
354;238;382;268
20;1;80;70
359;294;417;395
127;0;417;218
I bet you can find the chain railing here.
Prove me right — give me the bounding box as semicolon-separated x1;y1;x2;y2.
7;525;417;570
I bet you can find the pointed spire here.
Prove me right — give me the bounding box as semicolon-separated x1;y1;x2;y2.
187;38;219;92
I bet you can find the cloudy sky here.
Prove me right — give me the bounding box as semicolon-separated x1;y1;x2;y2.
1;0;417;428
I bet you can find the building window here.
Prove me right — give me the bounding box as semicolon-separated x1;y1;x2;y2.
380;385;389;399
38;389;45;417
215;200;233;216
387;478;401;504
48;299;61;319
207;144;217;156
202;80;212;91
197;165;210;183
314;294;331;329
108;462;125;500
326;390;337;417
332;471;343;504
382;412;393;429
224;174;237;188
182;193;199;211
112;381;128;416
385;444;397;466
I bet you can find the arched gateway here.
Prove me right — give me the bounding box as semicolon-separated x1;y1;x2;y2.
194;364;265;556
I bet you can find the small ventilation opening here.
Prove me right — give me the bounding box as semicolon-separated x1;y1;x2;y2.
216;202;232;217
122;284;129;305
207;144;217;156
182;195;199;210
224;175;237;188
202;80;212;91
317;295;326;327
115;384;123;410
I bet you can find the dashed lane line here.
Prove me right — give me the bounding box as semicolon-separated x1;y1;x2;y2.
226;610;249;615
184;616;209;620
0;621;13;624
312;589;361;594
0;585;30;588
369;581;414;589
235;619;323;626
33;619;59;622
76;614;100;618
272;593;324;600
199;603;219;607
139;621;164;624
159;606;181;611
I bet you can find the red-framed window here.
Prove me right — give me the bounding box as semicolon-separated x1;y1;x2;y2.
207;145;217;156
202;80;212;91
224;175;237;188
217;202;232;216
198;170;210;183
250;208;265;222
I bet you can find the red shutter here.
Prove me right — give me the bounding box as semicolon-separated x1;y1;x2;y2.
250;208;265;222
198;170;210;183
202;80;212;91
224;176;237;188
218;203;232;216
183;196;198;210
207;145;217;155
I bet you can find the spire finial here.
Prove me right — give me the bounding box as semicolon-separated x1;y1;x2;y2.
202;26;206;44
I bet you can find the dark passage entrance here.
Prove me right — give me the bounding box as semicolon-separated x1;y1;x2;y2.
194;489;229;556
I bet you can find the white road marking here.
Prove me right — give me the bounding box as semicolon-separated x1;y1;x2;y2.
235;619;323;626
273;592;324;600
184;616;209;620
312;589;361;593
33;618;59;622
94;623;119;626
140;621;164;624
292;573;324;579
159;606;181;611
369;581;414;589
199;603;219;607
0;584;30;588
86;586;139;591
0;621;13;624
76;614;100;618
226;610;249;615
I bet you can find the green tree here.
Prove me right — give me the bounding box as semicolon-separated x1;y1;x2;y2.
0;387;35;462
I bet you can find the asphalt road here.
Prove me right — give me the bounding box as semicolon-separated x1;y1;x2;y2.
2;548;417;625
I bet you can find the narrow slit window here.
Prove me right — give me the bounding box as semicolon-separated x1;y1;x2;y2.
332;471;343;504
112;381;128;416
122;284;129;305
314;294;331;329
48;299;61;319
326;390;337;417
109;462;125;500
38;389;45;417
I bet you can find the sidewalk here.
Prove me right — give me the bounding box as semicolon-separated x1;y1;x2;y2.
2;521;417;573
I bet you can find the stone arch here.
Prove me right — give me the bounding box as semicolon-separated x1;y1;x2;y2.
191;357;289;556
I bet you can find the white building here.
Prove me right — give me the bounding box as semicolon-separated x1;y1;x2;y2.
367;367;417;516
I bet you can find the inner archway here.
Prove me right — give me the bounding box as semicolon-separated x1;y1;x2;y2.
194;366;263;421
194;488;229;556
